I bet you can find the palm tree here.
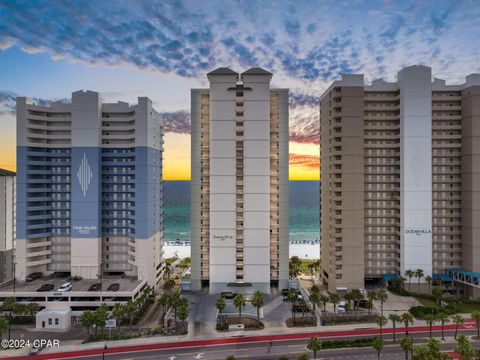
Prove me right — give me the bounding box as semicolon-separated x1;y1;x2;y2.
455;334;476;360
319;295;328;312
425;276;433;294
372;337;384;360
164;262;172;280
289;256;302;279
158;293;170;319
306;336;322;359
112;303;125;334
375;315;388;341
177;303;189;331
288;289;298;326
400;336;413;360
350;289;363;310
401;312;414;336
389;314;401;342
451;314;464;339
251;291;264;320
25;303;39;326
415;269;424;292
94;304;108;335
424;314;436;338
233;294;246;319
471;311;480;339
2;297;16;324
437;312;450;341
376;289;388;317
13;303;26;322
216;296;226;315
309;292;319;314
299;298;308;317
432;286;443;306
344;292;354;311
0;317;9;339
307;262;316;279
125;298;137;332
328;292;340;314
168;292;182;327
405;270;414;292
163;279;175;292
80;310;95;335
413;338;447;360
367;291;377;314
310;284;320;295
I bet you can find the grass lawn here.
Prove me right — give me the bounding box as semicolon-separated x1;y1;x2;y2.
416;296;480;313
416;297;438;308
457;303;480;313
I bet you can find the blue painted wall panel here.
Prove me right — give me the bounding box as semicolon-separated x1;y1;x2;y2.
71;147;101;238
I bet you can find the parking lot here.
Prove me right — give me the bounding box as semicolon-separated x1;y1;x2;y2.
0;275;142;293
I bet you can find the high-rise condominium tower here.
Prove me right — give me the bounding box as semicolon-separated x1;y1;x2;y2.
320;65;480;297
0;169;15;284
191;67;289;293
16;91;164;290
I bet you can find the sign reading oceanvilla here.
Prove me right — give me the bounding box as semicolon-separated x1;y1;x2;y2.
405;229;432;236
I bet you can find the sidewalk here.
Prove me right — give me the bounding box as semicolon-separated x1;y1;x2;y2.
3;315;477;359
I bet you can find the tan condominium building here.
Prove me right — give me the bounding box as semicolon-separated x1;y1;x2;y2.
191;67;289;293
320;65;480;298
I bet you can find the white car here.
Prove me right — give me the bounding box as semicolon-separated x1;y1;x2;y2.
56;282;72;292
337;306;346;313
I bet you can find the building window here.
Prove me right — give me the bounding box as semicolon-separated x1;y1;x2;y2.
55;318;59;325
48;318;52;325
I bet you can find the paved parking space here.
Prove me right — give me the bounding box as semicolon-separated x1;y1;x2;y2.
0;276;142;292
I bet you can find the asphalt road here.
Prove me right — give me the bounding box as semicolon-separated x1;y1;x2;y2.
67;328;478;360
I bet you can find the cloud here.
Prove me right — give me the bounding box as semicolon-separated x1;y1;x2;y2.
289;154;320;169
0;0;478;88
0;90;320;145
160;110;190;134
0;91;68;114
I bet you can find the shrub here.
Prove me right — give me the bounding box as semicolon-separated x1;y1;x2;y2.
320;337;375;349
297;355;309;360
278;357;289;360
409;305;456;319
216;322;229;331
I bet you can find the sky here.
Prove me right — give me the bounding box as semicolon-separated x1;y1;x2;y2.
0;0;479;180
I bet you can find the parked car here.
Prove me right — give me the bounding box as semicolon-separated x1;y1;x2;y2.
337;306;346;313
88;283;101;292
281;288;289;296
36;283;54;292
56;282;72;292
220;291;235;299
357;299;368;308
29;343;45;355
68;275;82;281
107;283;120;292
26;272;42;282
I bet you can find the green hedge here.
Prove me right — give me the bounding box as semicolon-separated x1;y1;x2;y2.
321;337;375;349
321;315;377;325
388;286;437;301
409;305;457;319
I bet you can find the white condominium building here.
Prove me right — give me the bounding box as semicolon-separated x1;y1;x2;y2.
191;67;289;293
0;169;15;284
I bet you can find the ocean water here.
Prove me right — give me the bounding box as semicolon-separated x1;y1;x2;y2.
164;180;320;243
